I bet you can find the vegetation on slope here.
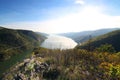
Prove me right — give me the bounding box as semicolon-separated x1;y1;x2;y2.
0;27;46;77
76;30;120;52
0;27;46;60
60;28;119;43
1;47;120;80
1;27;120;80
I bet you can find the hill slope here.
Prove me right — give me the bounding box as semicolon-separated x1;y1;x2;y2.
0;27;46;60
1;47;120;80
76;30;120;52
60;28;119;43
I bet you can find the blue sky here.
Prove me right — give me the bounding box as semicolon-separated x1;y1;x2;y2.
1;0;120;33
0;0;74;23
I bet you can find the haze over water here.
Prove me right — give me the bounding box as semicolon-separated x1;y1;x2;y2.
41;35;77;50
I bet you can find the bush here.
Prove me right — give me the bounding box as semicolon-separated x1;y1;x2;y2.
43;68;60;80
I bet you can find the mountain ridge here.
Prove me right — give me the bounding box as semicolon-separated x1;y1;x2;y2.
0;27;46;60
59;28;120;43
76;30;120;52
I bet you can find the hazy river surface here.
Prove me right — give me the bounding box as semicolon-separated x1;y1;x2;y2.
41;35;77;49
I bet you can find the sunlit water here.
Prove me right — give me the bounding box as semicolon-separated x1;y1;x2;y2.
40;35;77;50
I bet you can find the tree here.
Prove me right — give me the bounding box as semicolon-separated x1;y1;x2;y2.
95;44;116;53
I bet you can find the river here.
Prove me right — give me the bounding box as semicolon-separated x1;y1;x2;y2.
40;35;77;49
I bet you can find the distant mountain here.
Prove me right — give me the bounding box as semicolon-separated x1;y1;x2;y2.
76;30;120;52
60;28;120;43
0;26;5;29
0;27;46;60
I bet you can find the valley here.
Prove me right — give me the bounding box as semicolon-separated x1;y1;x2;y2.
0;27;120;80
1;0;120;79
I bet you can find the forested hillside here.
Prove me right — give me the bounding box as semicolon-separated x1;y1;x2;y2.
0;27;46;60
1;27;120;80
76;30;120;52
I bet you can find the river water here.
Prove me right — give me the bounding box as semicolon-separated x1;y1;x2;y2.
40;35;77;50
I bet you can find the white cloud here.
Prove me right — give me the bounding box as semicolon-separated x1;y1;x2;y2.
75;0;85;5
2;6;120;33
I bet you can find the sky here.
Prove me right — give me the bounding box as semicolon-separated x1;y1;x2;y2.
0;0;120;33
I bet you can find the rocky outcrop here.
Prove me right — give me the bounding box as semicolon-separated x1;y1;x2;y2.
2;55;49;80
